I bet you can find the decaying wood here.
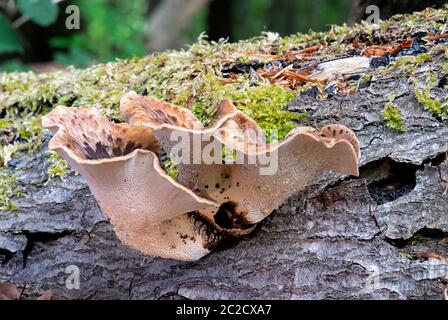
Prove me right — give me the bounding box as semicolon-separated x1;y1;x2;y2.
1;14;448;300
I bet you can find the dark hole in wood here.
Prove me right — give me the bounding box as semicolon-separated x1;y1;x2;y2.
361;158;418;205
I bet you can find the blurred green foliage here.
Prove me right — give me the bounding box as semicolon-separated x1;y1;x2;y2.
0;0;59;57
0;0;148;70
18;0;59;26
0;12;22;54
0;0;353;71
51;0;148;67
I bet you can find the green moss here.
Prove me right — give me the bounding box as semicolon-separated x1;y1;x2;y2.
0;5;446;174
0;6;444;121
359;74;372;85
220;83;306;139
0;119;12;131
400;252;415;260
381;102;405;133
46;151;69;182
221;146;238;162
394;56;411;67
0;172;22;211
0;116;43;166
17;117;42;141
414;75;448;116
393;56;420;75
162;159;179;180
415;87;448;116
443;61;448;75
393;53;433;76
1;143;28;166
137;49;307;139
414;53;432;64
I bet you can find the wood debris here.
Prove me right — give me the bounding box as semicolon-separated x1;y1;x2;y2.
221;16;447;96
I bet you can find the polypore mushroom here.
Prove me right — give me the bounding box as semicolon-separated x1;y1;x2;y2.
43;93;360;260
42;106;221;261
0;283;20;300
120;92;360;236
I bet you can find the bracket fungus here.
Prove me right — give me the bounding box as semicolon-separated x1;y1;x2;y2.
42;92;360;261
121;92;360;236
42;106;221;260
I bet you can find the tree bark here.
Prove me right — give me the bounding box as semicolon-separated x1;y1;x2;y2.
1;11;448;300
146;0;211;51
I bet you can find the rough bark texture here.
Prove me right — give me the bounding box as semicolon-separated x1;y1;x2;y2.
1;19;448;301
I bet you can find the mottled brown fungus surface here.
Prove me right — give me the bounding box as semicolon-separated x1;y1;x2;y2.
42;93;360;259
43;106;220;261
42;106;161;160
121;92;360;236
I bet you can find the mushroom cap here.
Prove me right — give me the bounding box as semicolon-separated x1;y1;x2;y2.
121;91;203;130
42;106;220;261
0;283;20;300
120;92;361;235
42;106;161;159
42;94;361;259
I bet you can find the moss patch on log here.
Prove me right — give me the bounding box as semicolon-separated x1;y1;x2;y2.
0;6;447;207
0;172;21;211
46;151;70;182
414;74;448;116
